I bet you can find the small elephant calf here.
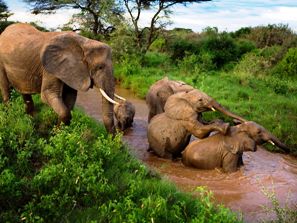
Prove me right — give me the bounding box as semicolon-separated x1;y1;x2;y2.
114;100;135;131
182;121;289;172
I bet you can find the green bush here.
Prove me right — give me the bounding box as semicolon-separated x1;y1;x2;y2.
234;46;281;76
143;51;171;67
271;47;297;78
200;32;239;69
0;96;239;222
244;24;296;48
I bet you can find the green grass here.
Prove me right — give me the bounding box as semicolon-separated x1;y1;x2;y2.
114;56;297;155
0;95;240;222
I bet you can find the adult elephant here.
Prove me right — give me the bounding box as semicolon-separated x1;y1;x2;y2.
147;89;247;159
146;76;194;122
0;23;117;133
182;121;290;172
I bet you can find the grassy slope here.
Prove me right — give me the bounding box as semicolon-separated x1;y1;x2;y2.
0;95;240;222
114;56;297;155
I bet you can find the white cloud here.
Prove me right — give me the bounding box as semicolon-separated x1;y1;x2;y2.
9;8;78;29
7;0;297;32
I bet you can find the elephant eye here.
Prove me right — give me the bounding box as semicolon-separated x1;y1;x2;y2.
96;64;105;70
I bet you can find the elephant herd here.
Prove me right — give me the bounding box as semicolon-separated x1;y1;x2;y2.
0;23;290;173
145;77;289;172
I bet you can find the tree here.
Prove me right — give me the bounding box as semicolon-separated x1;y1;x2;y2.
24;0;123;36
0;0;12;21
123;0;211;55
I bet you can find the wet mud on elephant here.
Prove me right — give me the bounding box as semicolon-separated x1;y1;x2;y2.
146;76;194;122
147;89;247;159
182;121;290;172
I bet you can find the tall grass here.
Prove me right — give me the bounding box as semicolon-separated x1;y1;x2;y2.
0;95;240;222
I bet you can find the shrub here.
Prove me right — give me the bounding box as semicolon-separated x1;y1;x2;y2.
234;46;281;76
200;32;239;69
271;47;297;79
143;51;171;67
0;96;240;222
244;24;295;48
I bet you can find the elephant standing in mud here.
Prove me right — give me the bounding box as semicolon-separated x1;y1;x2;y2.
113;94;135;131
0;23;118;133
182;121;290;172
146;76;194;122
147;89;247;159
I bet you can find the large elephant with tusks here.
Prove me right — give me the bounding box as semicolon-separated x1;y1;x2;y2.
0;23;120;134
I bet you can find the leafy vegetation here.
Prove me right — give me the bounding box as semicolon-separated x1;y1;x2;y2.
0;95;240;222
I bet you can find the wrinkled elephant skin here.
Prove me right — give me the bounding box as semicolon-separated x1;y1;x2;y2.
146;77;194;122
0;23;116;133
182;121;290;172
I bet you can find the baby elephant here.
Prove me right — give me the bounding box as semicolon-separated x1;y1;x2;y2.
113;95;135;131
182;121;289;172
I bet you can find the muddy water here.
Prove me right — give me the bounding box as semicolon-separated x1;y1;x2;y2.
76;87;297;222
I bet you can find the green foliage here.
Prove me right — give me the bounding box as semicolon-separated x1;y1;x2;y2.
243;24;295;48
260;185;297;223
271;47;297;79
200;32;239;69
0;20;14;33
234;46;281;76
75;29;103;41
164;29;255;72
0;95;238;222
143;51;171;68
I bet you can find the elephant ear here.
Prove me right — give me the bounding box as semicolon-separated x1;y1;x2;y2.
41;33;91;91
157;85;174;109
224;140;241;154
164;93;196;120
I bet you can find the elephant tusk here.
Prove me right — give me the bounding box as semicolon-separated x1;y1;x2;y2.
268;140;275;146
211;107;216;111
114;93;126;101
99;88;119;105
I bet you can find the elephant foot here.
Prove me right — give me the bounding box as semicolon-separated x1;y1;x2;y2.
215;122;230;135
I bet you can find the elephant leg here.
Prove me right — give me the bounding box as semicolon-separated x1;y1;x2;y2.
41;75;71;125
237;153;244;166
222;153;239;172
184;120;229;139
148;111;155;123
62;84;77;110
22;94;34;115
48;96;71;125
0;70;10;103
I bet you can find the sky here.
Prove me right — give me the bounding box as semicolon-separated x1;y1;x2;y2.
6;0;297;32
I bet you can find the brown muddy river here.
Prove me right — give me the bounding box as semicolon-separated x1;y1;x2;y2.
76;87;297;222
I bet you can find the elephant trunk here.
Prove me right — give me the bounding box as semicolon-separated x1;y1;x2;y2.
210;100;247;123
269;134;290;153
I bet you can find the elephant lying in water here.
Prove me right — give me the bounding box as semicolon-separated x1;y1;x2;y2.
146;77;194;122
147;89;247;159
182;121;290;172
0;23;118;133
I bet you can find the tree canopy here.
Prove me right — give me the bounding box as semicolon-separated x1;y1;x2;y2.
0;0;12;21
25;0;123;35
24;0;212;55
123;0;211;54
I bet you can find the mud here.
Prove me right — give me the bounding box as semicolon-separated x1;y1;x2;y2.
76;87;297;222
